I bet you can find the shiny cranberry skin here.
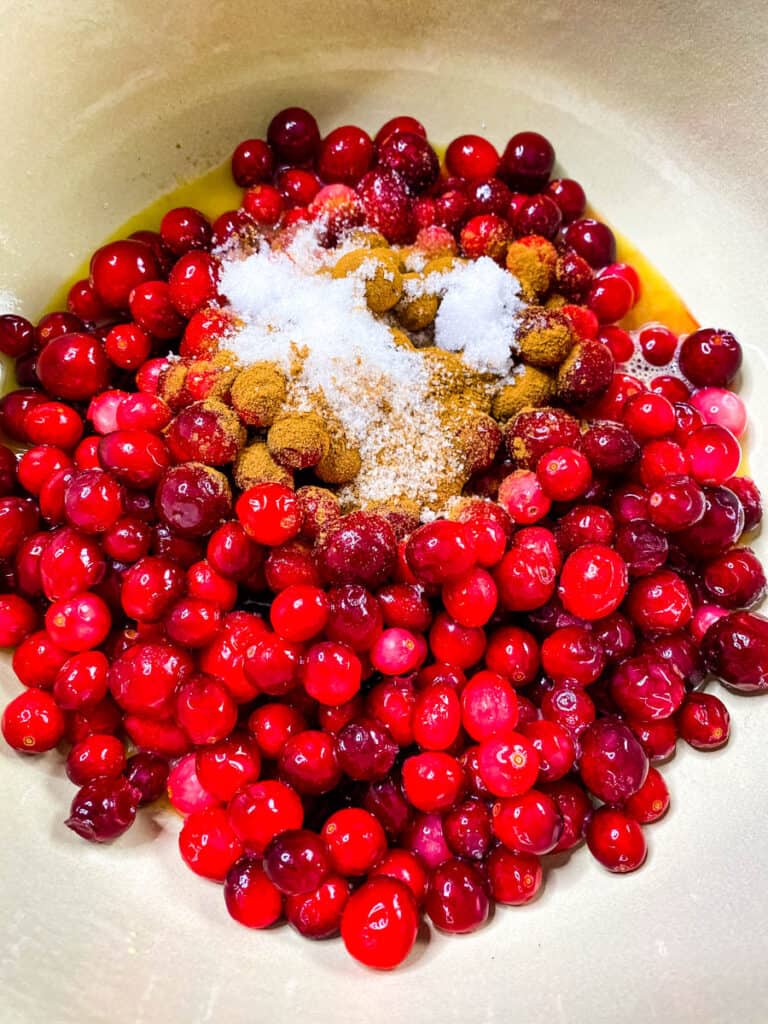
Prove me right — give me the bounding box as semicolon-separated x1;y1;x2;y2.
224;856;283;929
701;610;768;693
678;328;742;387
44;592;111;652
436;798;490;861
499;131;554;193
179;806;243;881
279;730;342;795
11;630;65;690
124;752;169;804
627;569;693;635
0;313;35;357
231;138;274;186
647;476;706;532
155;463;231;539
2;689;65;753
65;777;140;843
428;611;486;668
411;682;460;751
675;485;744;561
545;178;586;222
109;640;191;718
563;218;616;268
677;691;731;749
267;107;320;164
476;732;539;799
726;476;762;532
623;765;669;824
376;130;439;195
23;401;84;450
36;332;111;402
579;717;648;802
335;718;397;781
512;194;561;239
445;135;499;180
405;519;474;585
263;828;331;895
614;521;669;578
316;125;373;185
284;873;349;939
558;544;628;621
65;733;125;785
540;625;605;685
425;858;489;934
89;241;158;313
460;670;519;741
121;556;184;622
610;654;686;722
487;847;543;905
402;751;464;812
627;716;678;762
493;787;563;855
227;779;303;854
684;424;741;486
704;547;766;608
341;877;419;970
52;651;109;710
586;807;647;872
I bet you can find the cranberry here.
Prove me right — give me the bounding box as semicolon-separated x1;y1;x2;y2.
487;847;543;905
610;654;686;722
445;135;499;180
725;476;762;532
167;251;217;316
341;877;419;970
236;483;301;546
109;639;191;718
23;401;84;450
66;733;125;785
685;424;741;486
505;406;581;468
124;751;169;803
459;670;518;741
120;555;184;622
586;807;647;872
428;611;486;668
677;691;731;750
494;539;557;613
536;446;592;501
405;520;474;584
52;651;109;710
675;485;744;560
558;544;628;621
0;313;35;357
579;717;648;803
460;213;512;262
89;239;160;310
628;716;678;762
2;689;65;753
701;610;768;693
588;274;635;323
554;504;615;553
704;547;766;608
179;806;243;881
540;625;604;685
44;592;111;652
678;328;742;387
65;777;140;843
224;856;283;929
498;470;552;524
315;125;372;185
356;168;413;244
402;751;464;811
267;107;319;164
493;788;563;855
513;194;562;239
262;828;331;895
231;138;274;186
563;218;616;268
279;730;342;795
623;766;670;823
36;332;111;402
545;178;586;221
499;131;554;192
284;873;349;939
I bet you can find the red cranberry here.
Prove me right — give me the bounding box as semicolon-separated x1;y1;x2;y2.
341;877;419;969
376;131;439;195
465;177;512;217
402;751;464;811
53;651;109;710
225;856;283;929
563;218;616;268
0;313;35;357
677;691;730;749
701;610;768;693
425;858;489;934
675;486;744;561
231;139;274;186
159;206;211;255
685;424;741;486
89;239;160;310
279;730;342;795
647;476;706;532
155;463;231;539
267;107;320;164
499;131;554;193
704;547;766;608
726;476;762;532
513;194;562;239
610;654;686;721
124;751;169;804
623;765;670;823
615;521;669;577
445;135;500;180
129;280;184;339
65;733;125;785
109;640;192;718
487;847;543;905
678;328;742;387
285;874;349;939
179;806;243;881
168;252;218;317
333;718;396;781
263;828;331;895
558;544;628;621
36;333;111;402
540;625;605;684
545;178;586;222
586;807;647;872
236;483;301;546
356;169;414;244
505;406;581;469
65;777;140;843
317;125;373;185
2;689;65;752
579;717;648;802
493;788;563;855
227;779;303;854
628;716;678;762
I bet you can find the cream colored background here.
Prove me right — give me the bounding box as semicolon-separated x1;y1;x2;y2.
1;2;767;1022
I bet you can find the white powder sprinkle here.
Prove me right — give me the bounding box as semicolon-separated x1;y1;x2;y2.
216;224;525;511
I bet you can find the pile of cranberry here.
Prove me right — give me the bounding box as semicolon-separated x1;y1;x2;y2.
0;107;767;971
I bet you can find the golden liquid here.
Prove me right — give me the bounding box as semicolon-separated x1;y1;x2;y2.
45;159;699;337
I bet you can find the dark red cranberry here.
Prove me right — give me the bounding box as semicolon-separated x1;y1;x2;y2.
545;178;586;222
263;828;331;895
376;131;439;195
677;692;730;749
155;464;231;538
579;717;648;802
267;107;320;164
316;512;397;589
563;218;616;268
581;420;640;473
65;777;140;842
36;333;111;402
465;177;512;217
513;194;562;239
425;858;489;934
317;125;374;185
0;314;35;357
678;328;742;387
335;718;397;781
725;476;762;532
701;610;768;693
499;132;554;193
675;486;744;561
586;807;646;872
703;547;766;608
610;654;686;721
614;521;669;577
231;139;274;186
356;168;414;243
124;751;169;803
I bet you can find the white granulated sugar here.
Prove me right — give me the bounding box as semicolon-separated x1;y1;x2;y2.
218;228;453;507
430;258;522;376
216;225;525;511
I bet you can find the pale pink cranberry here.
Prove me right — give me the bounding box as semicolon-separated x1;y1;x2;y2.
167;752;219;814
690;388;747;438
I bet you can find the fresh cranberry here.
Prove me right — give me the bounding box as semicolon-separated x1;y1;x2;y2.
316;125;373;185
513;194;562;239
675;485;744;560
498;470;552;524
402;751;464;811
89;239;160;310
628;716;678;762
341;877;419;970
65;733;125;785
0;313;35;357
586;807;647;872
623;766;669;823
701;610;768;693
545;178;586;222
610;654;686;722
279;730;342;795
678;328;742;387
493;788;563;855
2;689;65;752
579;717;648;804
684;425;741;486
725;476;762;532
65;777;140;843
179;806;243;881
267;107;320;164
562;218;616;268
224;856;283;929
36;333;111;402
445;135;499;180
677;691;731;749
558;544;628;621
124;752;169;804
487;847;543;905
262;828;331;895
405;519;474;584
356;168;413;243
460;213;512;262
704;547;766;608
499;131;554;192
